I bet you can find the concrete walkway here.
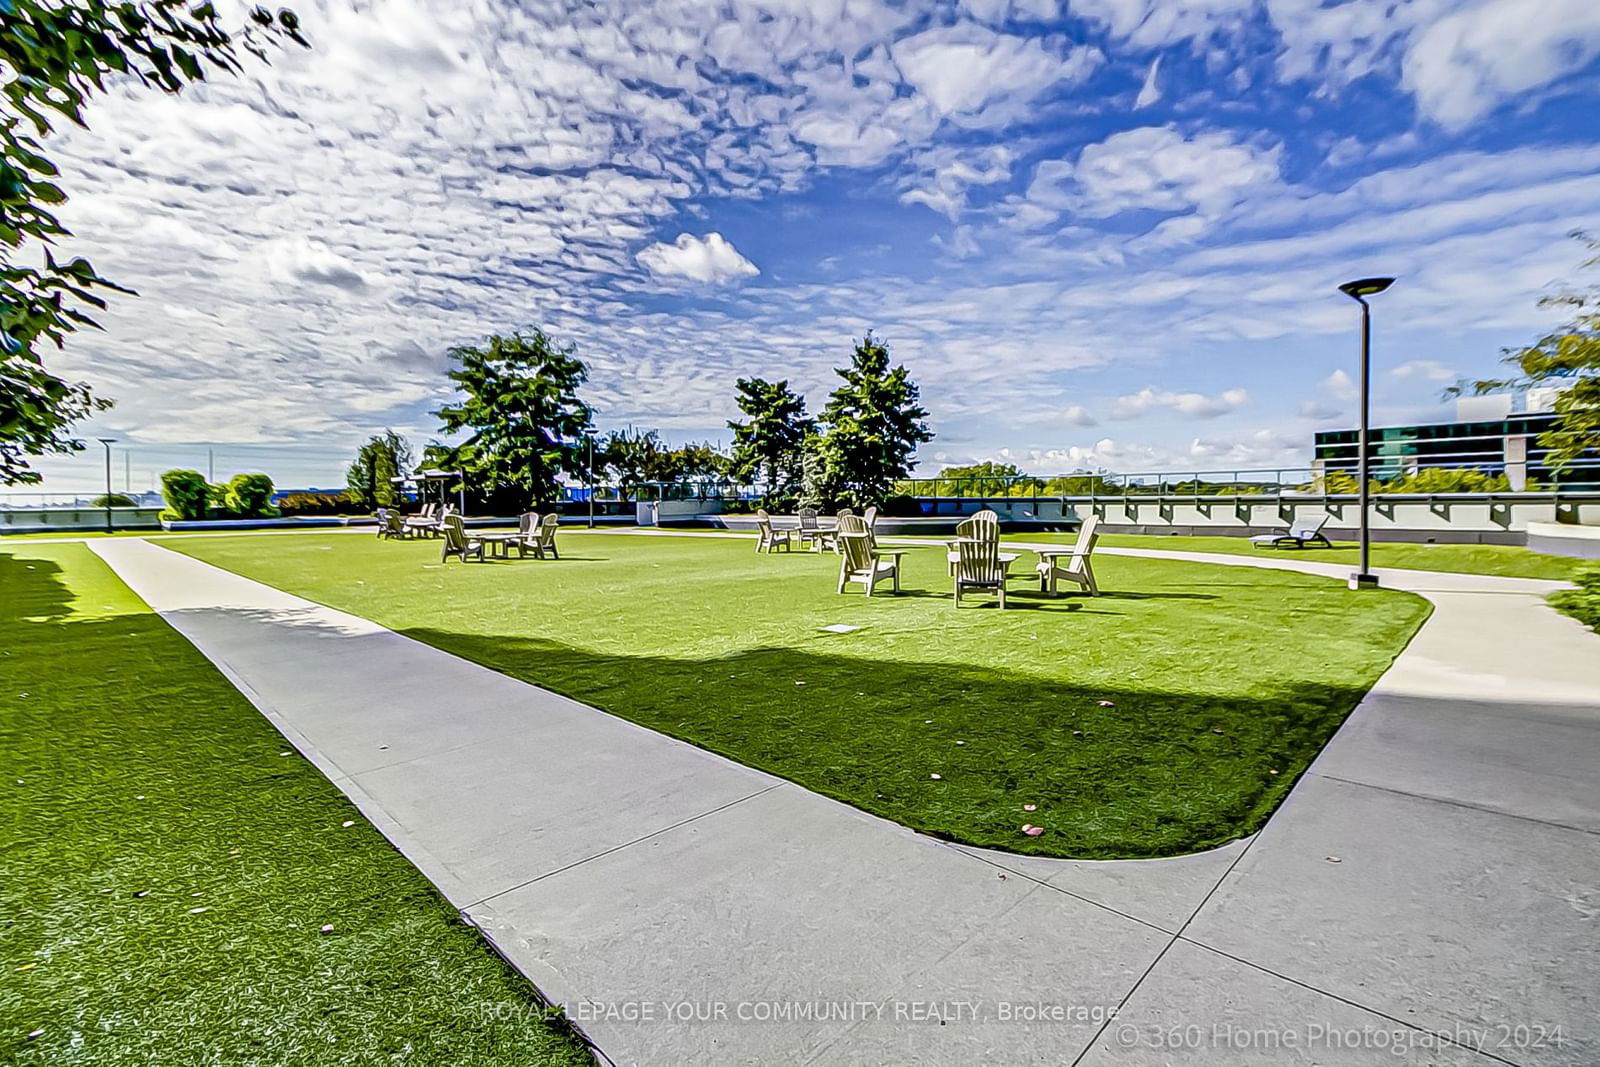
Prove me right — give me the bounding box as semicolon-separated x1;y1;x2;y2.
88;538;1599;1066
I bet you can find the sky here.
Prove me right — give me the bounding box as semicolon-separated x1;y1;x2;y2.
27;0;1600;491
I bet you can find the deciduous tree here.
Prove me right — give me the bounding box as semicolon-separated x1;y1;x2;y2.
434;330;593;508
346;430;414;510
1455;232;1600;473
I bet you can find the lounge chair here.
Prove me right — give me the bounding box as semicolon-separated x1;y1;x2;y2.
522;512;560;559
440;514;486;563
952;525;1013;608
755;509;793;553
1036;514;1101;595
1250;514;1332;550
836;514;904;596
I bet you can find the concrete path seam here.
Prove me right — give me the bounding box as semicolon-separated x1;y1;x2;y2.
467;782;786;909
1312;772;1600;838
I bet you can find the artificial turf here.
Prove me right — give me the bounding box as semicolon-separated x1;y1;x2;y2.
170;531;1431;859
0;543;593;1066
1013;531;1582;580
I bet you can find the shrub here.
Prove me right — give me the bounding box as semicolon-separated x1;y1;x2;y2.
1551;564;1600;633
159;469;208;521
224;473;277;518
89;493;137;508
276;492;359;516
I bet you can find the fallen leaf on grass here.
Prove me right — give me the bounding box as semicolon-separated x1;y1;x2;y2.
1021;825;1044;837
188;907;209;915
320;924;336;935
929;773;942;781
1023;804;1037;812
341;821;355;828
1097;700;1115;707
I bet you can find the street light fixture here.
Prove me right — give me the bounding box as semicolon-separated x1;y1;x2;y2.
97;438;117;534
1337;276;1395;590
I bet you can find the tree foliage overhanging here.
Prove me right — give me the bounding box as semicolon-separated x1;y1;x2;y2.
0;0;305;484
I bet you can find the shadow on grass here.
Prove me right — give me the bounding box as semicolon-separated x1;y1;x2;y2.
365;617;1372;860
0;552;596;1067
0;551;71;620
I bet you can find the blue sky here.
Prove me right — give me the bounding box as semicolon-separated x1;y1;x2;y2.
34;0;1600;489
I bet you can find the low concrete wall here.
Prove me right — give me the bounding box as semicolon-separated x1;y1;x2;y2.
1526;521;1600;560
0;506;164;533
1063;494;1599;545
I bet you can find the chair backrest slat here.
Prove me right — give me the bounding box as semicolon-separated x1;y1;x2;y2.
956;535;1002;583
1288;513;1329;539
1072;514;1100;564
837;514;872;570
442;514;466;551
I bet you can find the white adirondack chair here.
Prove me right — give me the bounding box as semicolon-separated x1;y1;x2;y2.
1036;514;1102;595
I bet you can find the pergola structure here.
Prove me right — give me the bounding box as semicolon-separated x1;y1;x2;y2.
390;468;466;515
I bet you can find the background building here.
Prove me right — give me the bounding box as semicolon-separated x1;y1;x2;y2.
1314;382;1597;491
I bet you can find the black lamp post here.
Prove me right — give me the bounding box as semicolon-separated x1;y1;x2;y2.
1337;276;1395;590
586;434;596;529
97;438;117;533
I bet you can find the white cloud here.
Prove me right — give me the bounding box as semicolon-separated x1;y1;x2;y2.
1017;126;1280;232
636;232;760;284
1112;386;1249;419
891;23;1101;123
1135;57;1162;108
1321;370;1356;399
1402;0;1600;127
1390;359;1456;381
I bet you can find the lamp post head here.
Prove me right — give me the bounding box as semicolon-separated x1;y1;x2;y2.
1338;277;1395;301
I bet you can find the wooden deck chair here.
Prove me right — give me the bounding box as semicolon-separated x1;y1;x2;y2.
404;502;439;537
945;509;1009;575
755;509;792;553
836;514;901;596
862;505;879;546
797;507;825;551
440;514;486;563
513;512;538;557
952;526;1012;608
1037;514;1101;595
527;512;560;559
376;508;406;539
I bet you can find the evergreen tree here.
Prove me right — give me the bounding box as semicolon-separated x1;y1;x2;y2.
817;333;933;507
727;378;813;501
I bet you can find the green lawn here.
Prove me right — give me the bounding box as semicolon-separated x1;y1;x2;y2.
171;531;1430;859
0;544;591;1066
999;531;1582;580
